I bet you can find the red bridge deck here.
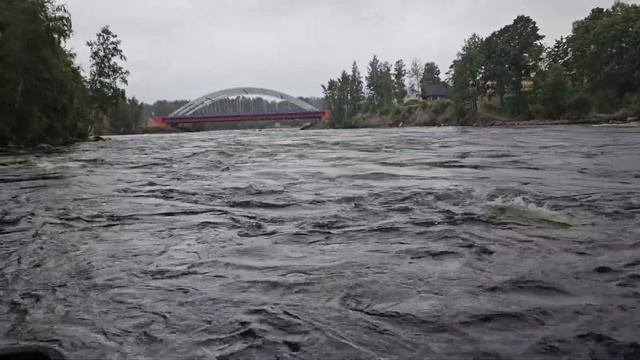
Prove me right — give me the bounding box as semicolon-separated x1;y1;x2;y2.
152;111;327;127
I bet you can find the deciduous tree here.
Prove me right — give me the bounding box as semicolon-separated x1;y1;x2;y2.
0;0;90;145
449;34;484;119
87;26;130;117
393;59;407;103
408;58;423;97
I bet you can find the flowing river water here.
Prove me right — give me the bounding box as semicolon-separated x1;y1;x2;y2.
1;126;639;359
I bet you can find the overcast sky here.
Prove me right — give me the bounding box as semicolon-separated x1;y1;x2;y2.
64;0;625;103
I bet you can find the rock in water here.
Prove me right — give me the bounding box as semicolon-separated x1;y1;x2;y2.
0;345;66;360
33;144;56;153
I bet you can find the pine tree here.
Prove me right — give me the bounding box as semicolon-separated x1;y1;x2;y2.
349;61;364;117
365;55;381;105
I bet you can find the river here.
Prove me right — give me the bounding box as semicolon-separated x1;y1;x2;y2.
1;126;639;359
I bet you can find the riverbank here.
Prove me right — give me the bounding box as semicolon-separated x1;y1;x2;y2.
306;103;640;130
306;116;640;130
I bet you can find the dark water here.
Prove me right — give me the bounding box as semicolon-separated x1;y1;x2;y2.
1;127;640;360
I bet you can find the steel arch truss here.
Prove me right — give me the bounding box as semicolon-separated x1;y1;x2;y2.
170;87;319;116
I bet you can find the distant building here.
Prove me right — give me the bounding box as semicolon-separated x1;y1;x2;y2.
421;83;450;101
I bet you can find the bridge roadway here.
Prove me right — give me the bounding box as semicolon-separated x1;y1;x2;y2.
152;110;327;126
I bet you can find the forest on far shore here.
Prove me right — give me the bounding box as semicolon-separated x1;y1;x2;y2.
322;2;640;128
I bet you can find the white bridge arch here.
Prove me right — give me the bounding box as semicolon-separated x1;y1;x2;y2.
170;87;319;117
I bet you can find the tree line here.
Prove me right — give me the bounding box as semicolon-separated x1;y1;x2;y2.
322;57;448;127
324;2;640;127
0;0;136;146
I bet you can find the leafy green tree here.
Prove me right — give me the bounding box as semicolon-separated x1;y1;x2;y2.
547;36;571;69
408;58;423;97
87;25;130;118
481;15;544;115
0;0;90;145
567;2;640;97
531;64;571;119
393;59;407;103
109;97;143;133
322;56;393;127
421;62;441;85
505;16;544;98
480;33;510;106
420;62;444;100
449;34;484;119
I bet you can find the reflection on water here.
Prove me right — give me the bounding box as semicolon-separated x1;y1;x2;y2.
1;126;639;359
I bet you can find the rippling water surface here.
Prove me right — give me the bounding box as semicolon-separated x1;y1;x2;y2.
1;127;640;359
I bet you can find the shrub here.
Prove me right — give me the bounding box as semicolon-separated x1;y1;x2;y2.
378;105;393;115
565;94;593;120
502;95;531;119
531;64;570;119
594;91;619;113
404;99;422;107
431;100;451;116
623;93;640;116
484;101;499;113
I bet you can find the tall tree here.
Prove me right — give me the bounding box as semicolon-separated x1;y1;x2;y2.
87;25;130;117
567;2;640;96
449;34;484;119
547;36;571;69
393;59;408;103
365;55;395;109
408;58;423;97
420;62;443;99
377;61;395;108
532;64;571;119
338;70;352;122
421;62;441;84
322;71;355;127
322;79;338;126
349;61;364;115
504;16;545;97
0;0;90;145
481;32;511;106
365;55;381;105
481;15;544;111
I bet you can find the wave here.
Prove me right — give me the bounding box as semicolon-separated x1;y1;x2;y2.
484;192;577;227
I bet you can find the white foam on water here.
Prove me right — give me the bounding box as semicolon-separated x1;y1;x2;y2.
33;159;57;171
485;195;577;227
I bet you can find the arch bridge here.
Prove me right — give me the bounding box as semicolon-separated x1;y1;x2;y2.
151;87;327;126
